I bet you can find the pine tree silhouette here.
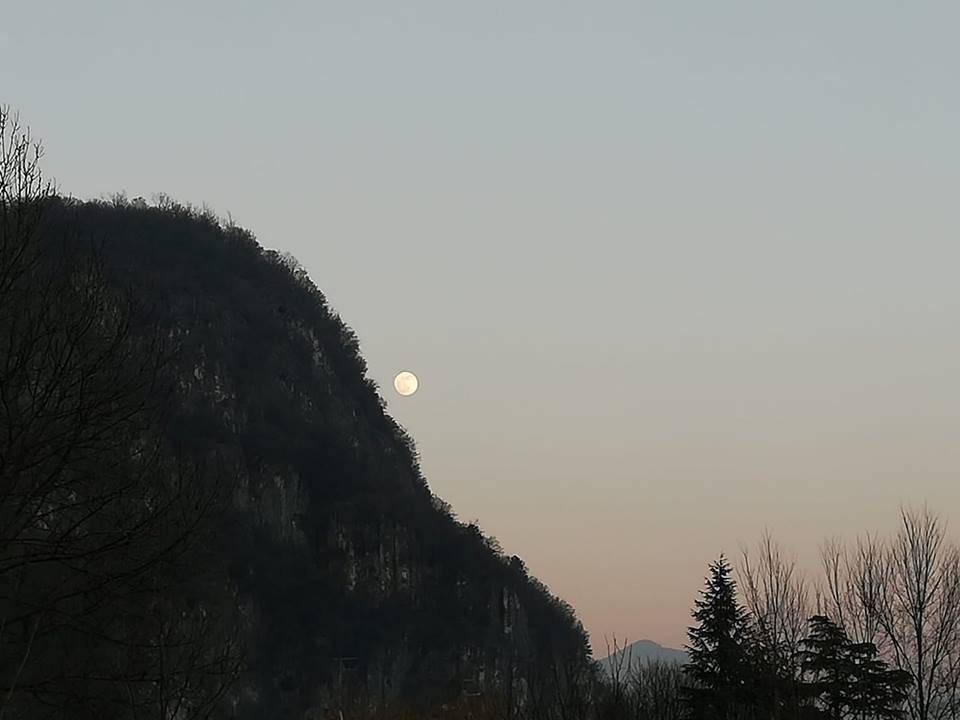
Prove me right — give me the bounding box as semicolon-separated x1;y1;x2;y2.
684;555;754;720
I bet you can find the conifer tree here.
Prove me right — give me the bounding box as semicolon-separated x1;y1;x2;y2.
799;616;854;720
684;555;754;720
799;615;911;720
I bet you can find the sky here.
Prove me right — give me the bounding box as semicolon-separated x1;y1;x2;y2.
4;1;959;650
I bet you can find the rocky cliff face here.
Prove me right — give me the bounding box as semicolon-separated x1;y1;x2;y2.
60;198;590;718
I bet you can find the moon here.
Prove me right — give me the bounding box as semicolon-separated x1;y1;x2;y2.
393;371;419;397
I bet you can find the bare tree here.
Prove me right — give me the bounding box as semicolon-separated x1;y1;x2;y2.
600;636;635;719
737;531;810;720
739;531;810;667
596;637;685;720
0;107;52;297
0;107;241;719
868;508;960;720
628;661;685;720
819;534;885;646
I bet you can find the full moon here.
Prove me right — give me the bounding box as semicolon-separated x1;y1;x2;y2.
393;371;419;397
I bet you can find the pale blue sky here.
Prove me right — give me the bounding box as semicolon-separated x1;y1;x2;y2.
4;1;959;648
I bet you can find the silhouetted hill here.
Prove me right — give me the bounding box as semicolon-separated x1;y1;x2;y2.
597;640;688;674
48;196;592;717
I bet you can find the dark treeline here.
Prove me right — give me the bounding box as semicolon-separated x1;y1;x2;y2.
680;554;910;720
594;508;960;720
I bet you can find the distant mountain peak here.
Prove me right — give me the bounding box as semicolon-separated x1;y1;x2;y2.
596;638;688;670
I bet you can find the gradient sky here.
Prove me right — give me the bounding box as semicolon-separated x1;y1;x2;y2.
4;1;959;650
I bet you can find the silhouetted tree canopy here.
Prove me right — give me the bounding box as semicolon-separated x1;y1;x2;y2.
800;615;911;720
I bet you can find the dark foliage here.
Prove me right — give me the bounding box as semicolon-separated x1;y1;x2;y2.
684;556;754;720
799;615;911;720
677;554;913;720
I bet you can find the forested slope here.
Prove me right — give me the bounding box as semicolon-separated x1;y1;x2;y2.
1;193;592;718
